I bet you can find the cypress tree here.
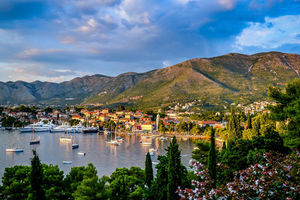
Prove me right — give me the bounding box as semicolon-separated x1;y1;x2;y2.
208;127;217;188
30;150;45;200
151;155;168;200
145;152;153;188
167;136;181;200
222;141;226;151
246;114;252;129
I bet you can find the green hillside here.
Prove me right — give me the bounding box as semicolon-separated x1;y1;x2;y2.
85;52;300;109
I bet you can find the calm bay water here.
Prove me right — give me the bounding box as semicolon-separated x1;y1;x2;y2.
0;130;194;180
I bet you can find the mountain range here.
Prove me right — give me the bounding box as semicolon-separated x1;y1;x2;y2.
1;52;299;109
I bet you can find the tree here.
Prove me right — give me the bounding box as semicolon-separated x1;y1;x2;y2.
42;164;64;200
1;166;31;199
105;120;116;131
145;153;153;188
44;107;53;114
192;140;210;165
63;166;87;199
176;122;188;133
73;163;109;200
167;137;182;200
158;121;166;133
227;107;242;140
109;167;145;200
268;78;300;149
30;150;45;200
69;119;80;126
150;156;168;200
208;128;217;188
246;114;252;129
190;124;202;135
222;141;226;151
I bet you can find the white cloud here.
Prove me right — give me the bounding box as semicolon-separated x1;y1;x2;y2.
0;63;85;82
218;0;236;10
235;15;300;49
17;48;65;59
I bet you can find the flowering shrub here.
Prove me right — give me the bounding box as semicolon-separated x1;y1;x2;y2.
178;152;300;199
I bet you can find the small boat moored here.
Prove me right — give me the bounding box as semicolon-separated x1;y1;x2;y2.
30;138;40;145
6;148;24;152
82;127;98;134
63;161;72;164
77;152;86;156
72;143;79;149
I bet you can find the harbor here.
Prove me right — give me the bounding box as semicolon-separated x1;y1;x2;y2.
0;129;195;180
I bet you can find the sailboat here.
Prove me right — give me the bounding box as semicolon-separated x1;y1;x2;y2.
30;126;40;145
72;129;79;149
60;129;72;142
140;136;152;145
105;126;120;146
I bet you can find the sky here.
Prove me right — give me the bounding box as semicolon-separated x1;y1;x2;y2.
0;0;300;82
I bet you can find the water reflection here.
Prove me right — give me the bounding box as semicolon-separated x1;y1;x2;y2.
0;130;195;179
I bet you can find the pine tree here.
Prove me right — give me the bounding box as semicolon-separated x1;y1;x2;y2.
167;136;181;200
145;152;153;188
246;114;252;129
208;127;217;188
30;150;45;200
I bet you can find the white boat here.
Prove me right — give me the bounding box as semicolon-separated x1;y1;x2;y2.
106;131;121;146
77;152;86;156
6;148;24;152
51;124;70;133
60;129;72;142
60;136;72;142
20;121;54;133
63;161;72;164
106;140;120;146
66;125;84;133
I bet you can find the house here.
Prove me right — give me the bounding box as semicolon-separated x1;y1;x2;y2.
199;121;218;128
98;114;109;122
141;124;153;132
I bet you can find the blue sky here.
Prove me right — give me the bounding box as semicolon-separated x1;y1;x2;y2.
0;0;300;82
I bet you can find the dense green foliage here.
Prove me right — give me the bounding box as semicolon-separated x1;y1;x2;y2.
1;116;24;127
192;140;210;165
227;107;242;140
69;119;81;126
268;78;300;149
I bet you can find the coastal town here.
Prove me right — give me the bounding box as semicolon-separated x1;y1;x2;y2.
0;100;272;134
